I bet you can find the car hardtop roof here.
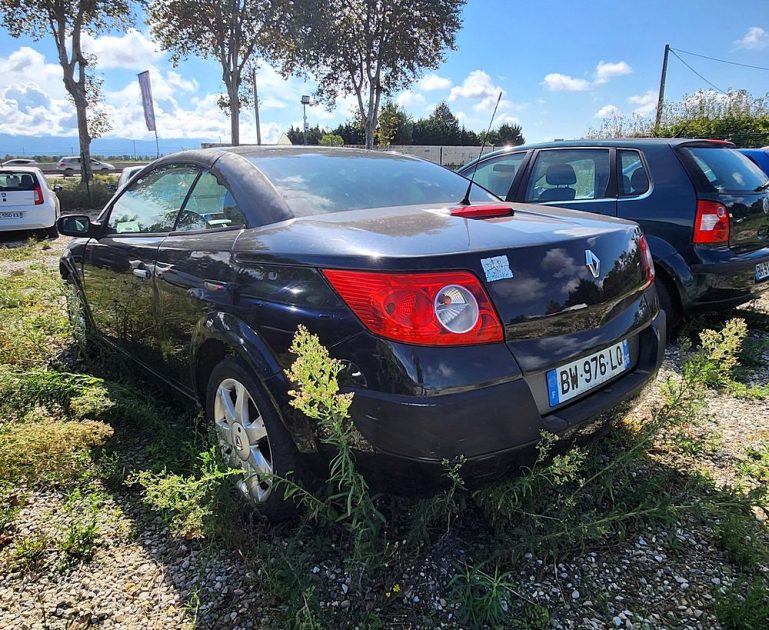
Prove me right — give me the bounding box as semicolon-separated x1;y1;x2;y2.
477;137;736;158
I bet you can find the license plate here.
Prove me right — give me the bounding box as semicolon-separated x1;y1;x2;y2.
756;262;769;282
0;211;23;219
546;340;631;407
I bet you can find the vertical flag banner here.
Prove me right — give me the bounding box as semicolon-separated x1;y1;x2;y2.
137;71;156;132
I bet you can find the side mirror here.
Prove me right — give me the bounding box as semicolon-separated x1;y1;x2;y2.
53;184;63;193
58;215;98;238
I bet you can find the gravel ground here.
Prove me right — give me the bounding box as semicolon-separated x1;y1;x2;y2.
1;232;767;629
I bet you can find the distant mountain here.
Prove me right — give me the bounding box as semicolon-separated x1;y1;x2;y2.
0;134;214;160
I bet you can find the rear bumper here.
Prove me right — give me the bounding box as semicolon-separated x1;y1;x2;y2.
0;206;56;231
685;245;769;310
348;308;665;483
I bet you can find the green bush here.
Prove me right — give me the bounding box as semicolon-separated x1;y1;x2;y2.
54;178;114;212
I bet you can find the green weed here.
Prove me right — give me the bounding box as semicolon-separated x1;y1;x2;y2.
450;563;517;628
715;577;769;629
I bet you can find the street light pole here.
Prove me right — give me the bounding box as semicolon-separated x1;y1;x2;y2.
253;67;262;145
301;95;310;145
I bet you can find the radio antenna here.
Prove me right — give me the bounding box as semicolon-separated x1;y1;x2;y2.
459;91;502;206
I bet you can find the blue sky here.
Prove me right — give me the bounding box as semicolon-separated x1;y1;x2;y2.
1;0;768;153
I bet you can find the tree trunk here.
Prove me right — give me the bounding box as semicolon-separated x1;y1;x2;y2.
229;81;240;146
74;90;92;182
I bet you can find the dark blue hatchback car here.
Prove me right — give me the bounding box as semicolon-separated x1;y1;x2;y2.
460;139;769;327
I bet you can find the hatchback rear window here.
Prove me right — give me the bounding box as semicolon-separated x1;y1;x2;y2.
679;146;768;193
0;171;38;191
247;152;495;215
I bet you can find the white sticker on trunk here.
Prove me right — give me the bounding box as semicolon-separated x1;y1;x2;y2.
481;255;513;282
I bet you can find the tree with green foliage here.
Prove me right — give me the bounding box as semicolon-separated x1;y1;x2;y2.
376;100;400;146
268;0;465;149
660;90;769;147
331;118;366;146
413;102;462;145
587;90;769;146
319;134;344;146
0;0;131;181
148;0;273;146
286;124;324;145
497;122;525;146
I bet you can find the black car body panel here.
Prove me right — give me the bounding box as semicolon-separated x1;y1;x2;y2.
459;139;769;316
59;147;664;484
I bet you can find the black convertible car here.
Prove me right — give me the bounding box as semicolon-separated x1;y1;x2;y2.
58;147;665;518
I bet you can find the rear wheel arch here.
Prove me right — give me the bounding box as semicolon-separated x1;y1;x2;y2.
653;265;683;330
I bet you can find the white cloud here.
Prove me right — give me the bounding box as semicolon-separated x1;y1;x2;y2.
542;73;591;91
496;113;520;126
396;90;426;107
81;29;164;70
542;60;632;92
734;26;769;49
594;61;632;84
594;104;621;118
418;73;452;91
449;70;503;102
627;91;657;116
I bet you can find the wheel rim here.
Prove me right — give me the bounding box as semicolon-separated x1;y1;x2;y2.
213;378;273;503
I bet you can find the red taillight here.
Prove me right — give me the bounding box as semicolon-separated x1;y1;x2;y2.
33;185;43;205
639;234;655;287
450;204;512;219
693;200;729;244
321;269;504;346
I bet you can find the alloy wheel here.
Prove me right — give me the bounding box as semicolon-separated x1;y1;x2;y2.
213;377;274;503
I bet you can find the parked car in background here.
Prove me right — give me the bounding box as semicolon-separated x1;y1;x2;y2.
57;146;664;518
459;139;769;328
0;166;61;237
57;156;115;173
2;158;38;167
117;165;146;191
740;147;769;178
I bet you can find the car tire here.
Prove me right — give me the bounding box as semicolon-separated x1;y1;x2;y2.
45;223;59;239
206;356;303;521
655;276;681;333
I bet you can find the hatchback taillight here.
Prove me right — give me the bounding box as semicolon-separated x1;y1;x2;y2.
639;234;655;287
693;200;729;244
321;269;504;346
33;185;43;205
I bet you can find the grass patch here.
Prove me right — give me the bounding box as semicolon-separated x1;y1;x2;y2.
52;175;114;213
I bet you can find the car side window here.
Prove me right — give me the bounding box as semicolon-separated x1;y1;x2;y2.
618;150;649;197
468;153;526;198
173;171;247;232
107;164;200;234
524;149;611;202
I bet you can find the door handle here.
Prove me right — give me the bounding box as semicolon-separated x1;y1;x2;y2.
132;269;151;280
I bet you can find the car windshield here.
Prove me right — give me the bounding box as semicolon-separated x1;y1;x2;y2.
0;171;38;191
681;146;769;192
247;151;496;215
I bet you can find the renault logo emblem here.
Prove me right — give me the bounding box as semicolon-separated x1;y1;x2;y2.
585;250;600;278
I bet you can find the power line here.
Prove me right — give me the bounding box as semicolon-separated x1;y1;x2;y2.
671;47;769;72
669;49;727;94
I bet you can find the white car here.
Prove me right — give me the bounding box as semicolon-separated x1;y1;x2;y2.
2;158;38;167
117;165;145;191
57;156;115;173
0;167;61;237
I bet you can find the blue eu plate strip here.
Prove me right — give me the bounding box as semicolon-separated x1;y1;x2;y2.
623;339;631;369
546;368;559;407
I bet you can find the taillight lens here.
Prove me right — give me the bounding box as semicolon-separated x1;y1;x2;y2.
693;200;729;244
322;270;504;346
638;234;655;287
33;185;43;205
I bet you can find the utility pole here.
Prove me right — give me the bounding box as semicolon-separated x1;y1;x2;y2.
301;95;310;144
252;68;261;145
654;44;670;135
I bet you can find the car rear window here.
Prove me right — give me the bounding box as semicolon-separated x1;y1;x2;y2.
247;152;496;215
0;171;38;191
679;146;768;193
